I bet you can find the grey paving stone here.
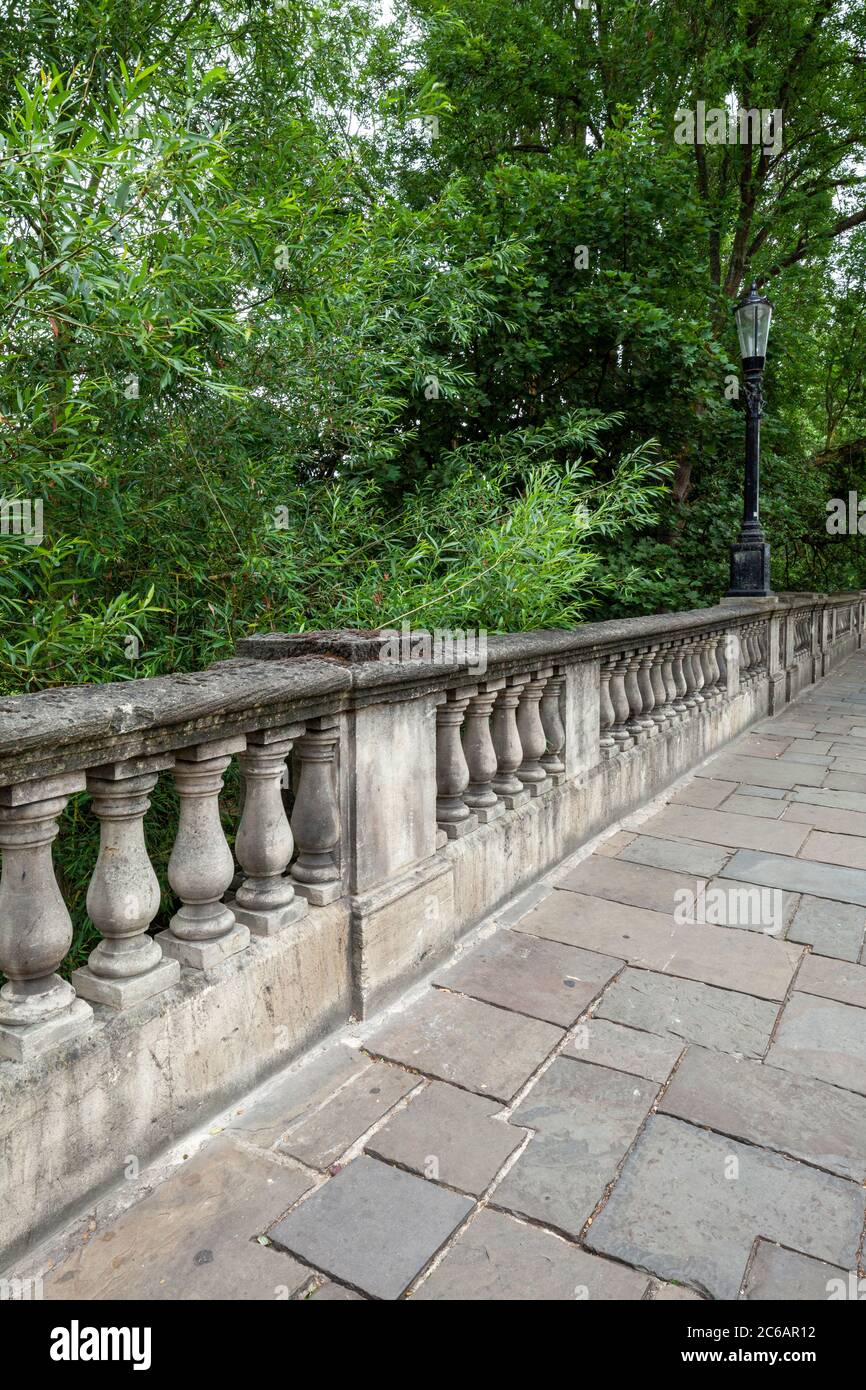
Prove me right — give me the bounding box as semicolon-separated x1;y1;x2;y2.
719;794;786;819
659;1045;866;1180
699;755;826;789
595;830;636;856
364;988;562;1102
701;878;800;935
788;739;833;756
741;1240;850;1301
787;896;866;962
277;1062;419;1170
792;786;866;815
365;1080;525;1195
558;855;701;914
670;777;738;808
563;1017;683;1082
795;952;866;1009
721;847;866;906
432;929;619;1026
830;756;866;775
304;1281;367;1300
778;751;833;766
230;1046;369;1148
734;784;788;800
643;805;809;856
596;968;780;1057
767;992;866;1094
43;1138;315;1300
585;1115;865;1301
519;889;799;999
800;829;866;871
493;1058;657;1238
652;1283;705;1301
269;1156;473;1299
615;834;731;876
783;799;866;837
734;733;792;758
413;1207;649;1301
824;771;866;792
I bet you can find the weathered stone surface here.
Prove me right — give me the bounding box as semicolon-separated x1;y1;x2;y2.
784;799;866;837
231;1045;370;1149
596;968;780;1057
767;992;866;1094
788;738;833;755
595;830;636;856
643;805;809;856
796;951;866;1007
652;1283;705;1301
269;1155;473;1300
721;848;866;906
825;771;866;792
734;733;792;758
364;989;562;1102
800;829;866;871
558;855;703;914
585;1115;865;1301
660;1045;866;1180
701;877;800;935
792;786;866;815
366;1080;524;1194
43;1138;315;1300
277;1062;418;1169
670;778;738;809
699;754;826;789
414;1208;649;1300
787;896;866;962
563;1017;683;1081
305;1281;367;1300
493;1058;657;1238
741;1240;850;1301
615;835;730;876
720;794;787;819
519;890;799;999
433;929;619;1026
735;783;788;799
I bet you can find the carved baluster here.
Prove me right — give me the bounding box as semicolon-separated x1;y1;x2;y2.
610;656;633;749
624;652;645;740
72;758;180;1008
699;637;717;702
598;659;617;756
650;646;671;726
517;669;551;794
540;672;566;779
0;774;92;1061
739;626;754;680
690;639;706;705
681;641;700;708
716;633;729;696
435;689;477;838
492;676;530;807
463;682;505;822
671;643;689;714
637;647;658;734
290;719;343;902
233;724;308;934
657;645;677;723
158;736;249;969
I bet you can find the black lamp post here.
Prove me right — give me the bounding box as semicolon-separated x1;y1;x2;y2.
728;282;773;597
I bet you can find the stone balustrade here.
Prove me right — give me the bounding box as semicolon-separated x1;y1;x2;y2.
1;591;864;1263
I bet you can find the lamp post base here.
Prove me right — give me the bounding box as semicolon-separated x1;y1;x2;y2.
728;539;771;598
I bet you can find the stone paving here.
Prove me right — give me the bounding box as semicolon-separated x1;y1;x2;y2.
39;655;866;1300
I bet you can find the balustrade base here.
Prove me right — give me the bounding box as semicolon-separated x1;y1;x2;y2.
229;893;308;937
0;997;93;1063
156;921;250;970
472;801;505;824
496;788;530;810
292;878;343;906
71;956;181;1011
436;812;479;840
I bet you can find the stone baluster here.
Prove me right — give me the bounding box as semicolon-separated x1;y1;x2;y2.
690;639;707;706
671;643;689;715
232;724;308;935
492;676;530;808
624;652;645;741
699;636;718;702
681;641;700;708
650;646;671;727
72;757;180;1009
0;774;93;1061
540;672;567;779
636;647;658;735
598;658;617;756
463;681;506;822
716;633;729;695
290;718;343;902
609;656;634;749
158;736;249;969
657;645;677;723
435;688;478;838
517;668;552;794
739;625;754;680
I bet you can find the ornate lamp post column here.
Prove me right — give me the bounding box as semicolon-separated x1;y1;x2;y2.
728;282;773;598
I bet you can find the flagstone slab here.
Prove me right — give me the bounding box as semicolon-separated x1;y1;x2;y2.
433;929;619;1026
795;952;866;1009
269;1156;473;1300
800;829;866;871
735;784;788;799
596;968;780;1057
563;1017;684;1082
741;1240;850;1301
767;992;866;1095
733;734;792;758
669;778;738;809
659;1045;866;1180
830;757;866;775
824;771;866;793
585;1115;865;1301
653;1283;705;1301
698;755;826;789
492;1058;657;1237
791;786;866;814
788;739;833;756
557;856;702;914
615;834;731;877
230;1046;370;1149
365;1080;525;1195
364;989;563;1102
43;1137;315;1300
787;896;866;962
519;889;799;999
783;800;866;837
719;794;786;819
413;1208;649;1301
702;878;799;935
277;1062;419;1170
305;1281;367;1300
720;848;866;906
643;805;809;856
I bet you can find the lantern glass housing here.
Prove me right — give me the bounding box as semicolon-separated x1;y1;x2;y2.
734;283;773;364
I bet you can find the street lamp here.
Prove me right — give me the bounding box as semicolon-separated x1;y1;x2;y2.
728;282;773;597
